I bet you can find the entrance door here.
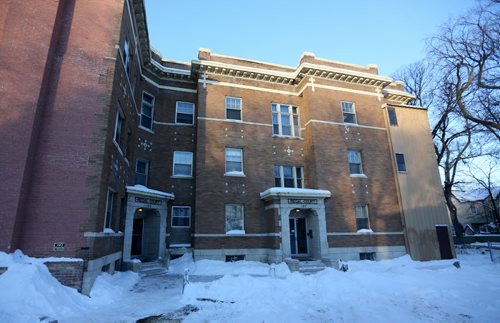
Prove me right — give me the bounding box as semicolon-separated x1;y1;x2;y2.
435;225;453;259
289;218;308;256
131;218;143;257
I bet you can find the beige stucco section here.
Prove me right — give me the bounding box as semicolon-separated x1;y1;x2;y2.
386;104;455;260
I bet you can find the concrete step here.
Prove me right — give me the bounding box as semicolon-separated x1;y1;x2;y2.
298;260;326;274
139;262;167;277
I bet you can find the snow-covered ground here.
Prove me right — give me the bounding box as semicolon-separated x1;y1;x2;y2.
1;249;499;322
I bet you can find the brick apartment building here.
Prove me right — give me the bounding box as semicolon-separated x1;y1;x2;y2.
0;0;454;293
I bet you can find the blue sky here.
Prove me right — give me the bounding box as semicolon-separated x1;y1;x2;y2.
144;0;474;77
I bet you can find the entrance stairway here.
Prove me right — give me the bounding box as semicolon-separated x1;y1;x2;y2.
139;261;167;277
298;260;327;275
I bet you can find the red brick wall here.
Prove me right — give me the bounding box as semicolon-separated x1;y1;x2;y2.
0;0;59;253
44;261;84;291
0;0;126;259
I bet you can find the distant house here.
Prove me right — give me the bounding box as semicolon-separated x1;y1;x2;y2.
452;188;500;233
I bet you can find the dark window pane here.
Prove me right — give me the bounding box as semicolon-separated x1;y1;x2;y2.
226;109;241;120
396;153;406;172
282;125;291;136
174;164;192;176
388;108;398;126
343;113;357;124
356;218;369;230
349;163;362;174
284;178;294;188
142;105;152;116
273;124;280;135
226;161;242;172
141;115;152;129
135;173;147;186
176;113;193;124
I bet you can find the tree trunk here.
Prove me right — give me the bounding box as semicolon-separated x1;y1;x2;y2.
444;182;463;243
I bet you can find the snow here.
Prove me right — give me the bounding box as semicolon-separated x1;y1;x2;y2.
357;228;373;233
103;228;115;234
224;171;245;176
1;250;500;322
260;187;331;198
125;184;174;198
168;253;290;277
225;229;246;235
453;187;500;202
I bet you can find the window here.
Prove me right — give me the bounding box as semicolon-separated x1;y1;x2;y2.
347;150;363;175
172;206;191;227
395;153;406;172
342;101;357;124
113;109;125;149
104;189;115;229
272;103;300;137
176;102;194;125
388;108;398;126
225;148;243;175
470;203;479;215
225;97;242;120
123;39;130;76
355;205;370;230
135;160;149;186
359;252;375;261
173;151;193;177
140;92;154;130
225;204;244;233
274;166;303;188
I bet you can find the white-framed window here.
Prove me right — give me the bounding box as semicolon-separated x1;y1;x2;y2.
274;165;303;188
225;148;243;175
225;204;244;234
173;151;193;177
342;101;357;124
135;160;149;186
388;107;398;126
123;39;130;76
172;206;191;227
355;204;370;230
113;108;125;149
272;103;300;137
395;153;406;172
225;97;242;121
176;101;194;125
140;92;154;130
104;189;115;229
347;149;363;175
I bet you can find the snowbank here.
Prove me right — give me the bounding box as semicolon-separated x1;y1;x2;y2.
181;253;500;322
169;253;290;277
0;251;90;322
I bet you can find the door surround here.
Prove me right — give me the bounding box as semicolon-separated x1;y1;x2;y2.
260;188;331;261
123;185;174;264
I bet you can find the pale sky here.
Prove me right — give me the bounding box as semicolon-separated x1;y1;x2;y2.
144;0;474;77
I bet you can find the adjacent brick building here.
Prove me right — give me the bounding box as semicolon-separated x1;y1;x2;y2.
0;0;454;293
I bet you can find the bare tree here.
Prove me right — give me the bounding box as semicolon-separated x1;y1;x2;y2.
429;1;500;137
392;60;434;108
466;157;500;226
392;1;500;240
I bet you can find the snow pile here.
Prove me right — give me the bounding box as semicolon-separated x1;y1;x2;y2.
0;250;90;322
169;253;290;277
90;271;139;302
181;254;500;322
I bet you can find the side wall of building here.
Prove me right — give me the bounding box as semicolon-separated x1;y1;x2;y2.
386;105;455;260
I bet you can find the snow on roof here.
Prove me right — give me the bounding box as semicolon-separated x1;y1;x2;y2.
260;187;331;199
125;185;174;199
452;187;500;202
